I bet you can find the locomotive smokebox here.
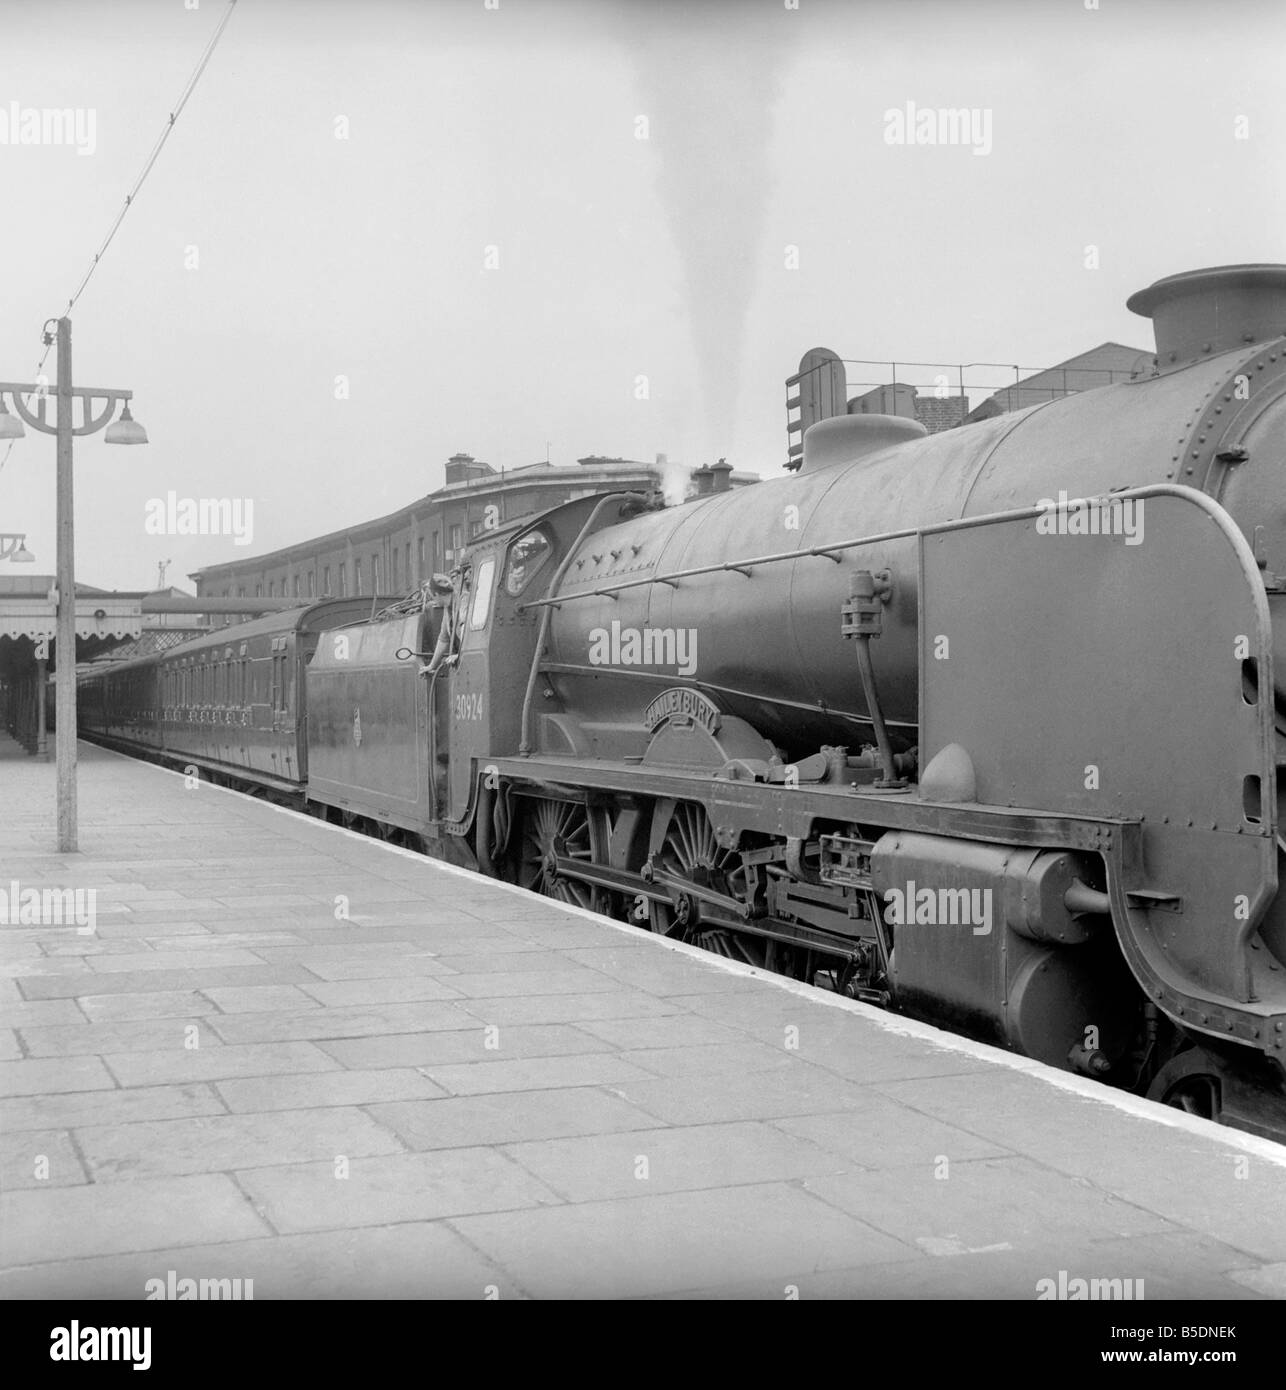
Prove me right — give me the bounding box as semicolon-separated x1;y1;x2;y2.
1127;263;1286;369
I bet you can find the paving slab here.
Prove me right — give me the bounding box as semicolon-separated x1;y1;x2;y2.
101;1040;340;1087
75;1107;405;1181
0;1082;227;1133
18;1017;226;1058
1;1174;271;1264
0;1128;89;1189
1;743;1284;1300
448;1183;913;1300
418;1051;658;1096
0;1224;514;1300
236;1147;563;1233
367;1087;665;1150
213;1067;448;1113
501;1120;851;1203
0;1055;116;1097
315;1022;609;1069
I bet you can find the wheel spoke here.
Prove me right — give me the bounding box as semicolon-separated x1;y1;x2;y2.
516;797;611;915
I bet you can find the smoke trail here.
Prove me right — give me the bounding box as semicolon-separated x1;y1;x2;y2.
619;3;794;461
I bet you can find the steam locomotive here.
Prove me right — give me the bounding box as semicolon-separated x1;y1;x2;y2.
80;264;1286;1140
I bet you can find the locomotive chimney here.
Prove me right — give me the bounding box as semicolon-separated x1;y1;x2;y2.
1127;263;1286;371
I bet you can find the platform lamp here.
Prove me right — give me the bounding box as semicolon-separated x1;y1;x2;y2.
0;317;148;851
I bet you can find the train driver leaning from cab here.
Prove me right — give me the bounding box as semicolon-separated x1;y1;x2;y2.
419;570;462;678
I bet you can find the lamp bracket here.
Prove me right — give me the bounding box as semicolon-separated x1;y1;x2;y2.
0;383;134;437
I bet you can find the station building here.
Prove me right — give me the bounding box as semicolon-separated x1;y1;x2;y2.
189;452;757;626
788;342;1149;462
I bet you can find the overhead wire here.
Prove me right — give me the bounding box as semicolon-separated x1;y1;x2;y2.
0;0;239;474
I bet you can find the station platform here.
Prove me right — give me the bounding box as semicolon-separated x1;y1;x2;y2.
2;742;1285;1301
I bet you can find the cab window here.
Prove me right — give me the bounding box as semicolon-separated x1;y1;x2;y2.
504;529;552;596
469;557;496;630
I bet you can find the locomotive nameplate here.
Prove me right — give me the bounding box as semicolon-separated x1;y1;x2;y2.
644;688;721;735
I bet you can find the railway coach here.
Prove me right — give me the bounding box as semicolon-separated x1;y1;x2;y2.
79;598;386;793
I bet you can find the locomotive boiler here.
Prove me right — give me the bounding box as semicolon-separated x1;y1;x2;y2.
541;265;1286;768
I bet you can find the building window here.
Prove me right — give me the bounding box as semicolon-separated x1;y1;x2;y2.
448;525;462;558
372;555;380;592
323;566;331;596
339;562;347;596
267;581;274;597
355;559;363;594
307;572;315;597
391;549;399;590
417;538;424;578
405;544;411;584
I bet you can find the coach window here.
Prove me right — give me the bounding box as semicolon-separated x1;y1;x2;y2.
469;557;497;629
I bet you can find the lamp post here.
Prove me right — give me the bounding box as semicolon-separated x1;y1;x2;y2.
0;318;148;851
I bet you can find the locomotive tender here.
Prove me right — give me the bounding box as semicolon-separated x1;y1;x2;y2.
81;265;1286;1139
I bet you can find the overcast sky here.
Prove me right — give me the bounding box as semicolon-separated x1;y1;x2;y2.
1;0;1282;591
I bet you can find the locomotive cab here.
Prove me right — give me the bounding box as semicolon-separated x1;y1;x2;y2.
437;492;650;828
